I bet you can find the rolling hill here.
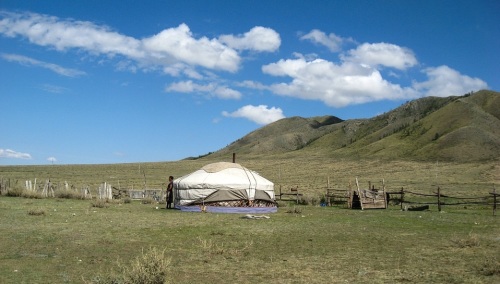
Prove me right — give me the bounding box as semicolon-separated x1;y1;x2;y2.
209;90;500;162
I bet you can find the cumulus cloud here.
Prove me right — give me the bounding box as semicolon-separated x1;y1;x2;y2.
0;11;269;73
222;105;285;125
219;26;281;52
413;65;488;97
260;30;485;107
0;11;143;58
1;53;86;77
341;42;417;70
300;29;352;52
142;23;240;72
165;80;241;99
262;56;418;107
47;157;57;163
0;148;32;159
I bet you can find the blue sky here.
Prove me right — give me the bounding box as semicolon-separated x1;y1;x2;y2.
1;0;498;165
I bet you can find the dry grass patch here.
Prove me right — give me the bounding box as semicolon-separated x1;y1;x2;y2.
87;247;171;284
27;208;46;216
90;199;110;208
477;256;500;276
451;232;481;248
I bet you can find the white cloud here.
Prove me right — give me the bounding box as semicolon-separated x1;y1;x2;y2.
341;42;417;70
47;157;57;163
165;80;241;99
0;148;32;159
300;29;351;52
0;11;242;73
262;56;418;107
261;35;486;107
1;53;86;77
142;23;240;72
219;26;281;52
413;65;488;97
222;105;285;125
0;11;143;58
162;63;204;79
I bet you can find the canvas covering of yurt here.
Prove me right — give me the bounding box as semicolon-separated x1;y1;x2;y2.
173;162;277;213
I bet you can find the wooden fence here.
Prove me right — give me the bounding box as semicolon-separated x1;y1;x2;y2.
325;178;387;210
386;186;498;215
0;177;164;201
275;185;303;204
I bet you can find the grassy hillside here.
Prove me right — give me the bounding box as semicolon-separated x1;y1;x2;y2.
211;90;500;162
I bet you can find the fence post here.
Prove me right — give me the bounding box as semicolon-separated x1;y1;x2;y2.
493;186;497;216
437;186;442;212
400;187;404;211
327;177;331;207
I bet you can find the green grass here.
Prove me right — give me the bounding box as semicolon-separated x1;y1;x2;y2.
0;197;499;283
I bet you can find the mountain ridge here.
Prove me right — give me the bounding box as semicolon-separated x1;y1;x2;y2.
207;90;500;162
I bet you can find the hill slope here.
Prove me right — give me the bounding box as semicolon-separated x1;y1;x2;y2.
210;90;500;162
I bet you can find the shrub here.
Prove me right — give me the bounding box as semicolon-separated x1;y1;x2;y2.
276;201;289;208
28;208;46;216
87;247;170;284
123;197;131;204
22;190;43;199
298;198;309;206
286;206;302;214
91;199;110;208
477;256;500;276
55;189;82;199
308;196;320;206
451;233;480;248
6;187;24;197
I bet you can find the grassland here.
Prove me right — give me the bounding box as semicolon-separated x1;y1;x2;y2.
0;196;498;283
1;156;498;199
0;157;499;283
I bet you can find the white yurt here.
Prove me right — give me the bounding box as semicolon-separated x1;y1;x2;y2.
173;162;277;213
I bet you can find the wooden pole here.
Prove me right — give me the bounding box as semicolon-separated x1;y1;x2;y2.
493;186;497;216
437;186;442;212
400;187;404;211
382;179;387;209
327;177;331;206
293;186;299;204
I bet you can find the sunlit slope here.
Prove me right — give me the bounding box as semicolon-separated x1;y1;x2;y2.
209;90;499;162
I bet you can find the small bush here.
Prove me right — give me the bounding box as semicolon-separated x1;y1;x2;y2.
55;189;82;199
91;199;110;208
298;198;309;206
286;206;302;214
276;201;289;208
477;256;500;276
451;233;480;248
28;208;46;216
123;197;131;204
308;196;319;206
22;190;43;199
87;247;170;284
6;187;24;197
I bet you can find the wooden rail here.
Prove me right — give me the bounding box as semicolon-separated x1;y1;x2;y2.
275;185;303;204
